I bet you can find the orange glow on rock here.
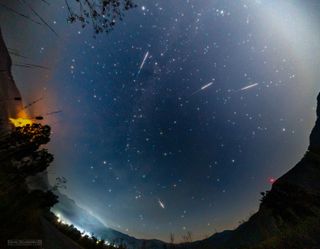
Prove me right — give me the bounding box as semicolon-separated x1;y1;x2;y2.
9;117;33;127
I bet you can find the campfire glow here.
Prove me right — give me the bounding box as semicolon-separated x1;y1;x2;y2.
9;117;33;127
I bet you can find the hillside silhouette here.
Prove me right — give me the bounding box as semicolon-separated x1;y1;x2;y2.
182;94;320;249
1;23;320;248
0;28;129;249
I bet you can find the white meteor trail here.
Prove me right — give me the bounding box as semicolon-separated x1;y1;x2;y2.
158;199;165;209
201;82;214;90
137;51;149;75
191;81;214;96
240;83;259;91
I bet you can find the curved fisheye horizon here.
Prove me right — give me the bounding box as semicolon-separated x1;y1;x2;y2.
1;0;320;244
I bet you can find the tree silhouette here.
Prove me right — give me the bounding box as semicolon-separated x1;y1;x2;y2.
65;0;137;34
182;231;193;243
170;232;175;244
1;0;137;36
168;233;175;249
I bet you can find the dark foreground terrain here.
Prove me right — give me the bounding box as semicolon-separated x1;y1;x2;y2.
181;93;320;249
1;24;320;248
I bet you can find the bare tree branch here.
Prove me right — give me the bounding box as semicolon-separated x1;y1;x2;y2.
65;0;137;35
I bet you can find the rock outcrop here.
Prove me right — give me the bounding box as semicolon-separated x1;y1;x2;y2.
309;93;320;154
0;27;23;132
186;92;320;249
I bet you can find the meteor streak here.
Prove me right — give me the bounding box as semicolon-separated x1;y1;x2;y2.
158;199;165;209
191;81;214;96
201;82;214;90
240;83;259;91
137;51;149;75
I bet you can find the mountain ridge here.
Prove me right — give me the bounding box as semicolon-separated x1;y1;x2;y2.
54;93;320;249
182;92;320;249
52;192;168;249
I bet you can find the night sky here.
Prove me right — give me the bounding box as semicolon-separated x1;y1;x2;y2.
1;0;320;242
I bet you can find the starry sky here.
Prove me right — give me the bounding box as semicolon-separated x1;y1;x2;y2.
1;0;320;242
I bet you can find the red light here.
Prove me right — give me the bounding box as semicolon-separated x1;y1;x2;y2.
268;177;276;184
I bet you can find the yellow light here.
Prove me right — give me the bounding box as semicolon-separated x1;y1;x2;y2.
9;117;33;127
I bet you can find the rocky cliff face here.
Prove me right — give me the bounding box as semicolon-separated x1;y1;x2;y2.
187;92;320;249
0;28;23;132
309;93;320;154
271;93;320;202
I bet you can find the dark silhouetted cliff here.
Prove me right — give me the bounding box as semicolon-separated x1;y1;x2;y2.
185;93;320;249
0;28;23;132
